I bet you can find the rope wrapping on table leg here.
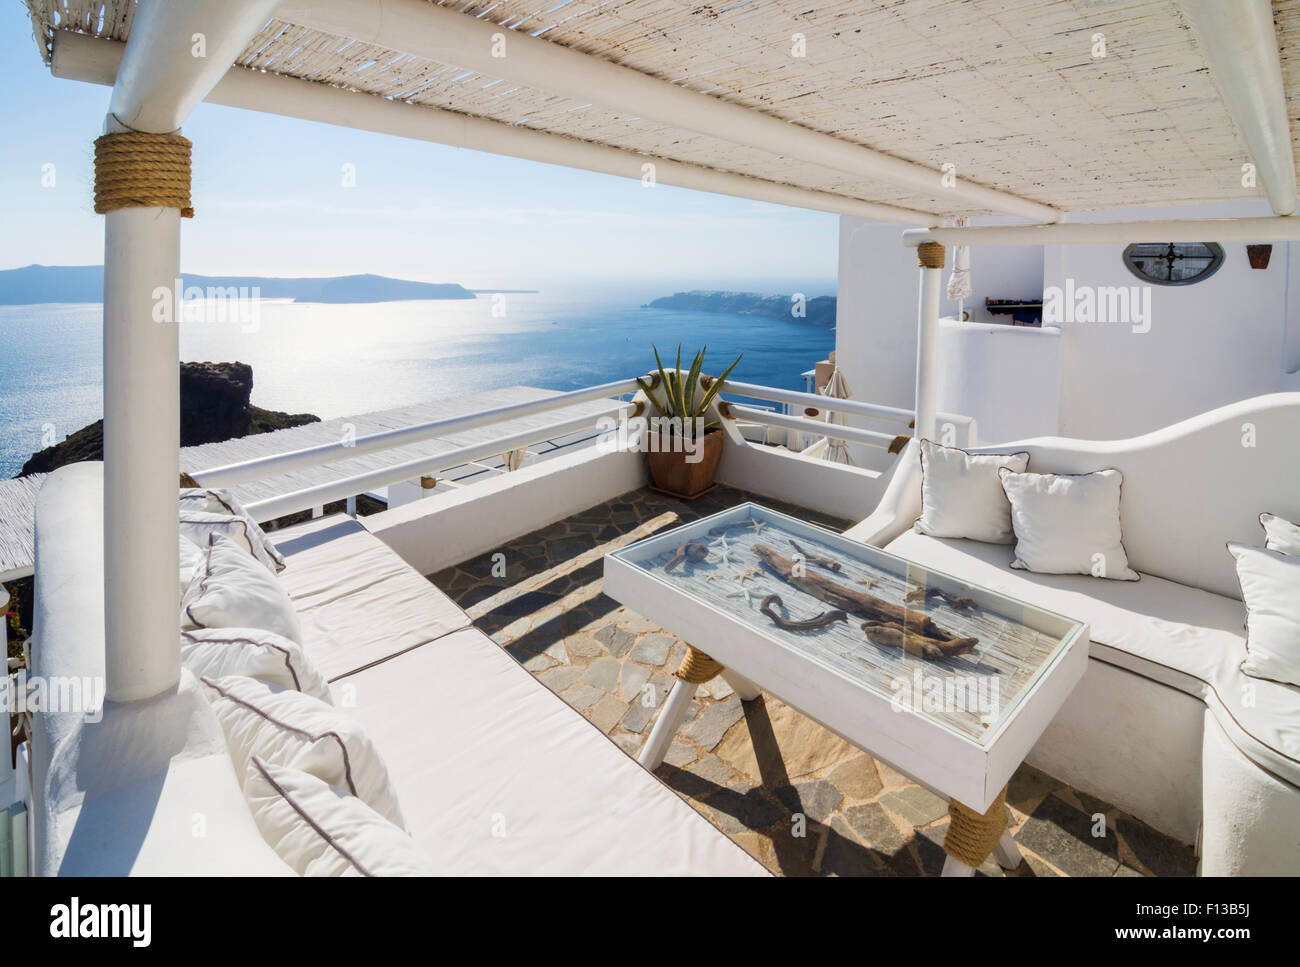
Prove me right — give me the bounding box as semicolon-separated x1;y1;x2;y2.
676;645;724;684
943;786;1008;868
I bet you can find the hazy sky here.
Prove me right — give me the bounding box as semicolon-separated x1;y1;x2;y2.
0;5;838;293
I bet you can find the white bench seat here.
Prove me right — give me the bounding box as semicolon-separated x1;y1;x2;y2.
334;627;766;875
272;516;472;681
885;530;1300;792
272;514;766;876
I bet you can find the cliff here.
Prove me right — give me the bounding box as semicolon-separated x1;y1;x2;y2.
0;264;476;304
18;361;320;476
645;290;837;327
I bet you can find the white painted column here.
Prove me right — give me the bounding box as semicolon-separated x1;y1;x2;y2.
101;124;183;702
96;0;284;702
913;242;946;443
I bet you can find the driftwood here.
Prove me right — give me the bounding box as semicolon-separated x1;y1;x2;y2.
905;587;978;611
789;539;842;573
861;622;978;660
751;542;978;659
665;541;709;573
759;593;846;632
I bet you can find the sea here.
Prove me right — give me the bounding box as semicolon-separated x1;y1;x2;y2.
0;280;835;478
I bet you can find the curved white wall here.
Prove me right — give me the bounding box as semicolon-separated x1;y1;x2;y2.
936;319;1061;445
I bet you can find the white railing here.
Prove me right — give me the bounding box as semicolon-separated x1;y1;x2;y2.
724;404;904;450
722;380;914;425
186;374;922;525
193;377;643;490
242;402;629;522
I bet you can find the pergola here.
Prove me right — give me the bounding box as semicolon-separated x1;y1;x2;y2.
22;0;1300;706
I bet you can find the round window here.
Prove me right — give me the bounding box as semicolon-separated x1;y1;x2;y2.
1122;242;1224;286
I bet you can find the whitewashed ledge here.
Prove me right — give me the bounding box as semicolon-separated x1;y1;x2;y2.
0;473;47;581
0;385;621;581
178;385;621;509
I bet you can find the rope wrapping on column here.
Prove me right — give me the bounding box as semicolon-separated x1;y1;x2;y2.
916;241;946;269
676;645;724;684
93;131;195;218
943;786;1008;867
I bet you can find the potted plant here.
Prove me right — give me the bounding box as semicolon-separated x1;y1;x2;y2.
636;345;742;499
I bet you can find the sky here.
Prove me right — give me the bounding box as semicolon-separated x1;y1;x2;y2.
0;5;838;294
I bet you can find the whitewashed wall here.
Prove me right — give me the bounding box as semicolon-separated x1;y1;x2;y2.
1047;201;1300;439
836;201;1300;443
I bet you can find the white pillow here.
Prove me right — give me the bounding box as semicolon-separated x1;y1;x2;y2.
182;532;303;643
180;488;286;572
179;534;204;601
1229;542;1300;687
180;511;285;575
201;674;405;828
998;467;1139;581
245;756;435;876
914;440;1029;544
1260;513;1300;556
182;628;331;703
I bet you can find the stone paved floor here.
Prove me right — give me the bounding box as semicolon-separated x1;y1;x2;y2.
430;485;1198;877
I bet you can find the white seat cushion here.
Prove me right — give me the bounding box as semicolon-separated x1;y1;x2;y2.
884;530;1300;788
334;628;768;876
271;516;472;680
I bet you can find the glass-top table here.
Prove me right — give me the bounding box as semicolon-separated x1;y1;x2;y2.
603;502;1090;875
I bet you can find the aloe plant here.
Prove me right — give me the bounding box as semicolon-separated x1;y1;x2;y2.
636;345;742;438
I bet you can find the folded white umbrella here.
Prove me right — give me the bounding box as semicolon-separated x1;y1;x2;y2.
799;366;854;466
946;216;973;311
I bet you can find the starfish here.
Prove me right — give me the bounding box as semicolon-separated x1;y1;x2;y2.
708;534;734;566
726;586;758;606
733;567;761;585
748;519;768;536
858;576;876;588
705;572;723;583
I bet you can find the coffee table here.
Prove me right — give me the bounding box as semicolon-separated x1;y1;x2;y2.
603;502;1089;876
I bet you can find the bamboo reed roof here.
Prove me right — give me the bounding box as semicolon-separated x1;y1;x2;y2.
25;0;1300;217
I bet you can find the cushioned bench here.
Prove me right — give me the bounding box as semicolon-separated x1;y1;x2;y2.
29;465;765;875
272;515;471;680
271;515;767;876
845;393;1300;875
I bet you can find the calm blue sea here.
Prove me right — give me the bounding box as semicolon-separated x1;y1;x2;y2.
0;281;835;477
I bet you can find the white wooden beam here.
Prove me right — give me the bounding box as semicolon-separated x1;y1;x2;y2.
1178;0;1297;217
53;32;937;227
110;0;282;133
273;0;1061;222
903;216;1300;248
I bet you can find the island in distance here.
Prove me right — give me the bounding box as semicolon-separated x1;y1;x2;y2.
646;290;836;327
0;264;538;305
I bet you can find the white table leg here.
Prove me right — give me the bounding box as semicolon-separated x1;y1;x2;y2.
941;856;975;877
720;667;761;701
637;678;698;770
992;829;1022;869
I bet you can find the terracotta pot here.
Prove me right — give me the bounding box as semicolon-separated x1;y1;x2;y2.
646;429;724;498
1246;244;1272;269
